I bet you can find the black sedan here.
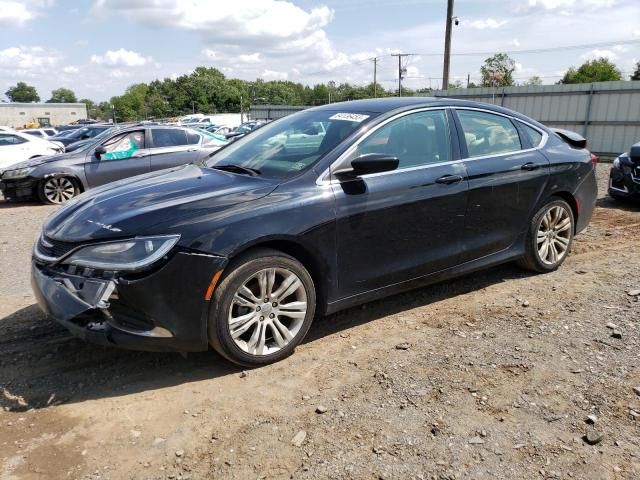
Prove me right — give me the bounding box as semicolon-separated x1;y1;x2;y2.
609;142;640;201
31;98;597;367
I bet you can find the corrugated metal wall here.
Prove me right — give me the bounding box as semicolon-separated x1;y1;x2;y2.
249;105;307;121
432;81;640;155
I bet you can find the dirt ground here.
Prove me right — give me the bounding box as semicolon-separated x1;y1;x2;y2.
1;165;639;480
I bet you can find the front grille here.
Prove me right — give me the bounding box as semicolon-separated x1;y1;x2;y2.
37;236;78;259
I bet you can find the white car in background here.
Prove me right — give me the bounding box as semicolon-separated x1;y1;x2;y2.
22;128;59;138
0;130;64;171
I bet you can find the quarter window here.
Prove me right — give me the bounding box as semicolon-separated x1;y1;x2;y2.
344;110;451;170
101;131;145;161
519;123;543;148
457;110;521;158
152;128;189;148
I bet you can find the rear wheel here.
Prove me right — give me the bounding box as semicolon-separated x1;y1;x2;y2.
208;248;316;367
518;198;574;273
38;176;79;204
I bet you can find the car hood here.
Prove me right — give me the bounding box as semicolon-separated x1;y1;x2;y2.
7;151;80;170
43;164;277;243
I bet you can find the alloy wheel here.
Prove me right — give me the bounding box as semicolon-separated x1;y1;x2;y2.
227;267;308;356
43;177;76;204
537;205;571;265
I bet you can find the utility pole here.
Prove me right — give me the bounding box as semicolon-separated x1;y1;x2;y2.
191;101;195;114
442;0;455;90
372;57;377;98
240;95;244;123
391;54;409;97
466;73;470;88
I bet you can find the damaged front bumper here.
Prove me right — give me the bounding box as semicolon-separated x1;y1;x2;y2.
0;177;37;200
31;251;227;352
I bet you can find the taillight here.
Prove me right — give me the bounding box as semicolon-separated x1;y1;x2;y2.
590;153;598;167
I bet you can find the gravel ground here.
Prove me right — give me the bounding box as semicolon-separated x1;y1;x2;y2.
1;164;639;480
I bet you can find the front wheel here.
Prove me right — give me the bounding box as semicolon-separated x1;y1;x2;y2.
208;248;316;367
518;198;574;273
38;176;79;204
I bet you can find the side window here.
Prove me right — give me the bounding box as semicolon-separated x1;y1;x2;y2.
152;129;189;148
186;131;201;145
344;110;451;170
101;131;145;161
519;122;543;148
0;134;26;145
457;110;522;158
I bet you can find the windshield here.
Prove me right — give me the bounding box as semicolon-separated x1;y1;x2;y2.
205;110;376;180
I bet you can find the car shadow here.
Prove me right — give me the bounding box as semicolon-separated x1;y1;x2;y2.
0;198;46;209
595;196;640;212
0;263;527;411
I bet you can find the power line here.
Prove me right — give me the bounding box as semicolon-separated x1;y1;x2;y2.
413;38;640;57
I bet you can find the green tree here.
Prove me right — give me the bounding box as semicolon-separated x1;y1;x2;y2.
480;53;516;87
5;82;40;102
47;87;77;103
630;61;640;81
523;75;543;86
560;58;622;84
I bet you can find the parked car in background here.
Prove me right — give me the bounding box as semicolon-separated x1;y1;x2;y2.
609;141;640;201
51;125;112;146
29;98;597;367
0;126;16;132
0;126;226;204
64;126;119;153
0;130;64;171
22;128;58;138
56;125;84;133
206;125;233;136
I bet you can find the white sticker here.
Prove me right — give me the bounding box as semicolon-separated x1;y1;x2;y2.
329;113;370;123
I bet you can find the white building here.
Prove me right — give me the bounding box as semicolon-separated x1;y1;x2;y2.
0;102;87;128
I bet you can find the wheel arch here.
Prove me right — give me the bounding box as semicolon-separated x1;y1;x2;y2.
547;191;578;232
227;237;330;314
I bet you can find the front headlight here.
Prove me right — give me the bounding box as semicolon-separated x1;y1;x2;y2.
62;235;180;271
613;157;621;169
2;167;34;180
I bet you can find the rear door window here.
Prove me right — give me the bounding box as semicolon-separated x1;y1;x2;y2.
151;128;189;148
457;110;522;158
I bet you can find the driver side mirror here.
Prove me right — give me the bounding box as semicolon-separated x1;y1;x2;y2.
335;153;399;180
94;145;106;158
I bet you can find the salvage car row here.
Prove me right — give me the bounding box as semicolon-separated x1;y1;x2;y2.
0;121;271;203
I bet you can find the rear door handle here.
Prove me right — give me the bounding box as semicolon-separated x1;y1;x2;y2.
521;162;540;171
435;174;463;185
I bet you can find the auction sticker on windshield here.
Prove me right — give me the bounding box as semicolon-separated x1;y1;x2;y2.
329;113;370;122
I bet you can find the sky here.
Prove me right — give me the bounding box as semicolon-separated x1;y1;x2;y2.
0;0;639;102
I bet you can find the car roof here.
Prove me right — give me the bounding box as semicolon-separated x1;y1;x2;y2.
308;96;540;125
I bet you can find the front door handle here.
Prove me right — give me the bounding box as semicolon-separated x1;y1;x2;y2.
435;174;463;185
521;162;540;171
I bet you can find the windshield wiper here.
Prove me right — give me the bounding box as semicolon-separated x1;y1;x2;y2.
211;164;261;176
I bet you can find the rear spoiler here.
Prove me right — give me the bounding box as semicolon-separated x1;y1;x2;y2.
550;128;587;149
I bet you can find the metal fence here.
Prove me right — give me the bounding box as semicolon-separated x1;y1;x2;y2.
249;104;308;121
432;80;640;156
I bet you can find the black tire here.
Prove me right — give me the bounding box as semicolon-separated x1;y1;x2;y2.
37;176;80;205
517;198;574;273
208;248;316;367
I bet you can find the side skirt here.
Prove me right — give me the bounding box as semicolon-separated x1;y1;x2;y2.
324;243;525;316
